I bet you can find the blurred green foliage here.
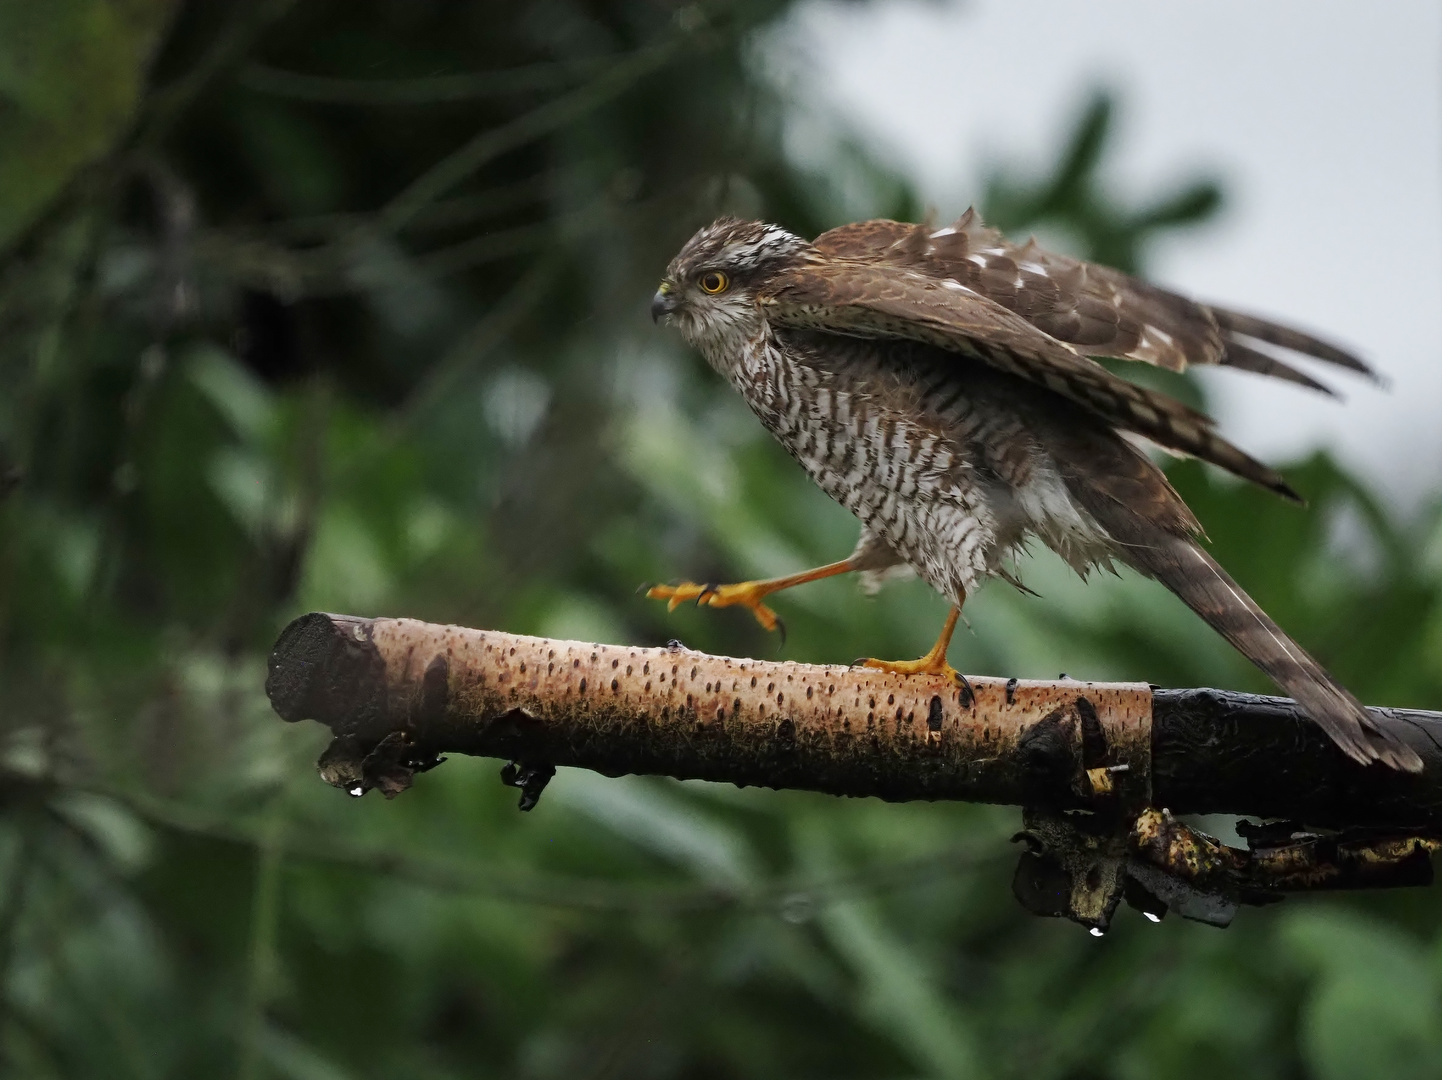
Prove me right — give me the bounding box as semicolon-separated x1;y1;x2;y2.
1;2;1441;1077
0;0;178;248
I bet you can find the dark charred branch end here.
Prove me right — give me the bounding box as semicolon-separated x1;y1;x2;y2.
265;612;390;739
1153;688;1442;828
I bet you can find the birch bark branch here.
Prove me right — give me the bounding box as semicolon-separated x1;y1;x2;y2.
265;611;1442;930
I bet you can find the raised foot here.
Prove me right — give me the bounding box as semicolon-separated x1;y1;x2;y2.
644;580;782;633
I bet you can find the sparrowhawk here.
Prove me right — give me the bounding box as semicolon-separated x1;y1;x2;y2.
647;210;1419;772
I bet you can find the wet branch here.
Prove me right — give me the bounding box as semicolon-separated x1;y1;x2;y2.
266;612;1442;931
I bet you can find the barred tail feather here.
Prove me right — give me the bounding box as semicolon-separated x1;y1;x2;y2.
1129;534;1421;772
1055;428;1416;770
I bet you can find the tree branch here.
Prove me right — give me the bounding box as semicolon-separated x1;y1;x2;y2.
237;58;614;105
266;612;1442;932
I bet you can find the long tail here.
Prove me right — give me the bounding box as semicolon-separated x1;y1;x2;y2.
1126;532;1420;772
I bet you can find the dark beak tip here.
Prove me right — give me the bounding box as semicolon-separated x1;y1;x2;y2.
650;290;674;324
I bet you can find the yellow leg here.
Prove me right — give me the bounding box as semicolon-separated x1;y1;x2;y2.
646;558;858;633
859;603;965;684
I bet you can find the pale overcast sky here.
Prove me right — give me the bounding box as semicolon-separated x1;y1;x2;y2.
762;0;1442;509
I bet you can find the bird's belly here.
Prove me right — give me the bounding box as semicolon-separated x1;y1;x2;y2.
747;357;1115;603
760;391;1012;604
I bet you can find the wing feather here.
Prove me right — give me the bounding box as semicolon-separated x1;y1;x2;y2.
814;212;1377;384
1211;307;1378;379
759;259;1301;501
1220;339;1337;395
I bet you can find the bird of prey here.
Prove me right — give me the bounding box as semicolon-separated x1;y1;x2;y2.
647;209;1419;772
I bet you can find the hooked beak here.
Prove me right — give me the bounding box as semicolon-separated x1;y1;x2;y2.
650;283;678;323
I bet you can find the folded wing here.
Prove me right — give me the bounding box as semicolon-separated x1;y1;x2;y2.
812;211;1376;395
760;256;1302;501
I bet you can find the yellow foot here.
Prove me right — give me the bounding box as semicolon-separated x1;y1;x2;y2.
644;580;782;634
855;605;967;687
857;654;964;684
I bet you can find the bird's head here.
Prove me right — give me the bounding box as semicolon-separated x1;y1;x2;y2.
651;217;807;355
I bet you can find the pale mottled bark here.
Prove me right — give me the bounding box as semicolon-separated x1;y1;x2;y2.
265;611;1442;931
266;612;1153;807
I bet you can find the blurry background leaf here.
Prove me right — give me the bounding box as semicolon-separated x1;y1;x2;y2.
1283;909;1442;1080
0;0;179;251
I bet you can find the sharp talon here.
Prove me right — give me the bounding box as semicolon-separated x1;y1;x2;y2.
636;581;652;595
851;656;868;667
774;616;787;647
647;576;803;643
748;602;779;633
955;671;974;708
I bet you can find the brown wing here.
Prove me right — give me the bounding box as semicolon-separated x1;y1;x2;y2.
759;257;1301;501
1209;307;1376;379
814;211;1377;393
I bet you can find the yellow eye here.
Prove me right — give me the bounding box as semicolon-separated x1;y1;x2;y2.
699;270;729;294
